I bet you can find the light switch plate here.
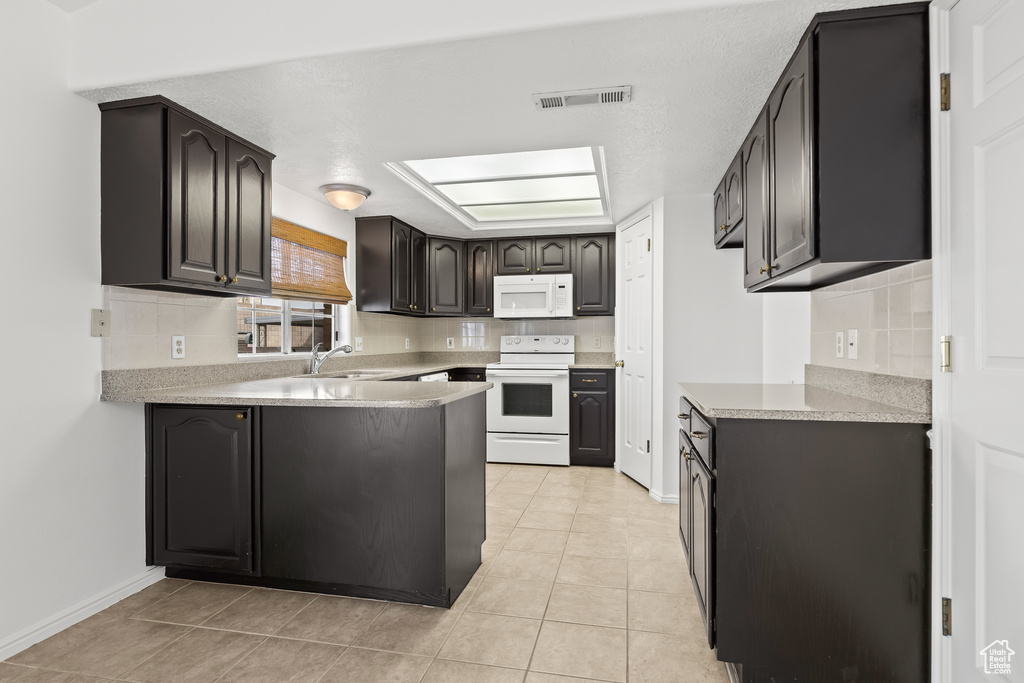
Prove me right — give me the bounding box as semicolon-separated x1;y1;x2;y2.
847;329;859;360
90;309;111;337
835;331;845;358
354;337;364;351
446;337;455;349
171;335;185;359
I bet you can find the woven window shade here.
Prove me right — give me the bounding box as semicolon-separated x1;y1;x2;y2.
271;217;352;305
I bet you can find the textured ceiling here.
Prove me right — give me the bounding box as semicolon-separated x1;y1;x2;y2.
80;0;907;238
44;0;101;13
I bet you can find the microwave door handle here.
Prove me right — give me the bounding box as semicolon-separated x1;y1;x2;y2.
549;283;557;314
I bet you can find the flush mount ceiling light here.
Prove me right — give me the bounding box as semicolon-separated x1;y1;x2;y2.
320;183;371;211
384;147;612;231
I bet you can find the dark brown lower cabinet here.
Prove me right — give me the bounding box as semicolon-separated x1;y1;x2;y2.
569;370;615;466
681;408;931;683
149;396;486;608
147;405;256;574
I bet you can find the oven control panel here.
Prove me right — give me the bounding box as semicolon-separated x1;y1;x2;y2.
500;335;575;352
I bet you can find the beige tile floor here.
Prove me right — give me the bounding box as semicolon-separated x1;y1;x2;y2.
1;464;730;683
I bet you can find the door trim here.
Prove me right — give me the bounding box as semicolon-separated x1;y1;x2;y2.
928;6;952;682
614;199;665;501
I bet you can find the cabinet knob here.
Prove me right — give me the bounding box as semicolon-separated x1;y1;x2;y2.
537;268;541;272
758;265;772;275
576;306;581;311
690;430;707;440
573;393;578;398
486;308;491;312
218;275;227;283
718;224;727;232
235;412;246;421
431;307;436;312
231;276;238;284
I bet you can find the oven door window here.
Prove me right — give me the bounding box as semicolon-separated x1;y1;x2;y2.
501;382;553;417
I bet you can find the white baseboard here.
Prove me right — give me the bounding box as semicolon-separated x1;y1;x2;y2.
649;488;680;504
0;566;165;661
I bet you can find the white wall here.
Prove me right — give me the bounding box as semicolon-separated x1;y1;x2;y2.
762;293;811;383
654;193;765;500
0;0;152;657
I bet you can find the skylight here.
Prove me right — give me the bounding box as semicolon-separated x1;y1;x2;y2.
386;147;612;230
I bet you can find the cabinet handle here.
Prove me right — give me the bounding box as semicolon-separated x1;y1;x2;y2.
718;224;727;232
235;412;246;421
218;275;227;283
690;430;707;440
231;276;238;284
682;449;690;462
678;412;690;419
758;265;772;275
582;379;598;383
573;393;578;398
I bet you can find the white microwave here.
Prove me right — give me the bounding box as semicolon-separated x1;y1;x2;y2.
492;274;574;318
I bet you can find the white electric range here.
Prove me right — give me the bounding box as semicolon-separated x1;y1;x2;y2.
485;335;575;466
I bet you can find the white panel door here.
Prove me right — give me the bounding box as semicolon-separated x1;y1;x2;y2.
949;1;1024;679
616;213;653;488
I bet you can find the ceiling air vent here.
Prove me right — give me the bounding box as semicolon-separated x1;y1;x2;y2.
532;86;632;111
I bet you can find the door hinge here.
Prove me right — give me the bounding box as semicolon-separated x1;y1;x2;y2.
940;73;951;111
940;336;952;373
647;238;651;252
646;440;651;453
942;597;952;636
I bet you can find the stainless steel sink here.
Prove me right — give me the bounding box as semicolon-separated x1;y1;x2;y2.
295;369;393;379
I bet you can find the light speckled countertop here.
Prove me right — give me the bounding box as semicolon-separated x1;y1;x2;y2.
678;382;931;423
102;362;492;408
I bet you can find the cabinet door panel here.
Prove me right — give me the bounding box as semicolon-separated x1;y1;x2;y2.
712;179;727;241
743;110;771;288
724;152;744;232
466;241;495;316
151;406;253;573
573;235;614;315
391;224;413;311
226;139;272;293
534;237;572;273
168;110;225;285
496;239;533;274
410;229;427;313
769;40;815;276
689;455;715;648
428;238;464;314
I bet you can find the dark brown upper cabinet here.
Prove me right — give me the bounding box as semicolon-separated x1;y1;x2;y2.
715;151;744;249
573;235;615;315
427;238;465;315
496;239;534;274
149;405;255;574
712;180;727;244
742;109;771;289
726;4;930;291
355;216;427;316
465;241;495;316
100;96;273;297
533;237;572;273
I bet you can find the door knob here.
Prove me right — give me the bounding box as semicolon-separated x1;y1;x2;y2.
615;360;625;368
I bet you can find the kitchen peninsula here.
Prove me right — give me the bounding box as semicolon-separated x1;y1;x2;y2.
105;366;491;609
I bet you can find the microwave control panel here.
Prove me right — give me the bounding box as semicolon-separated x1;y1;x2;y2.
555;285;569;311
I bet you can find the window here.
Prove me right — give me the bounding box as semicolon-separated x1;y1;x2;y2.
237;217;352;357
237;297;343;355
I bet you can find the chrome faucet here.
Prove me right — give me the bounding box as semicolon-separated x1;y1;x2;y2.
310;342;353;374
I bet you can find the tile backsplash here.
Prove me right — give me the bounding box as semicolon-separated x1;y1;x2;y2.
103;286;615;370
102;287;237;369
810;261;932;379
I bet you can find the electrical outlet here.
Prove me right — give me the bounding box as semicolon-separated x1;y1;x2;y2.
405;337;410;350
172;335;185;359
446;337;455;349
354;337;363;351
835;331;845;358
847;329;859;360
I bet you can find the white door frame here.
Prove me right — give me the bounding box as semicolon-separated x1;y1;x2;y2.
614;199;668;501
927;4;953;682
